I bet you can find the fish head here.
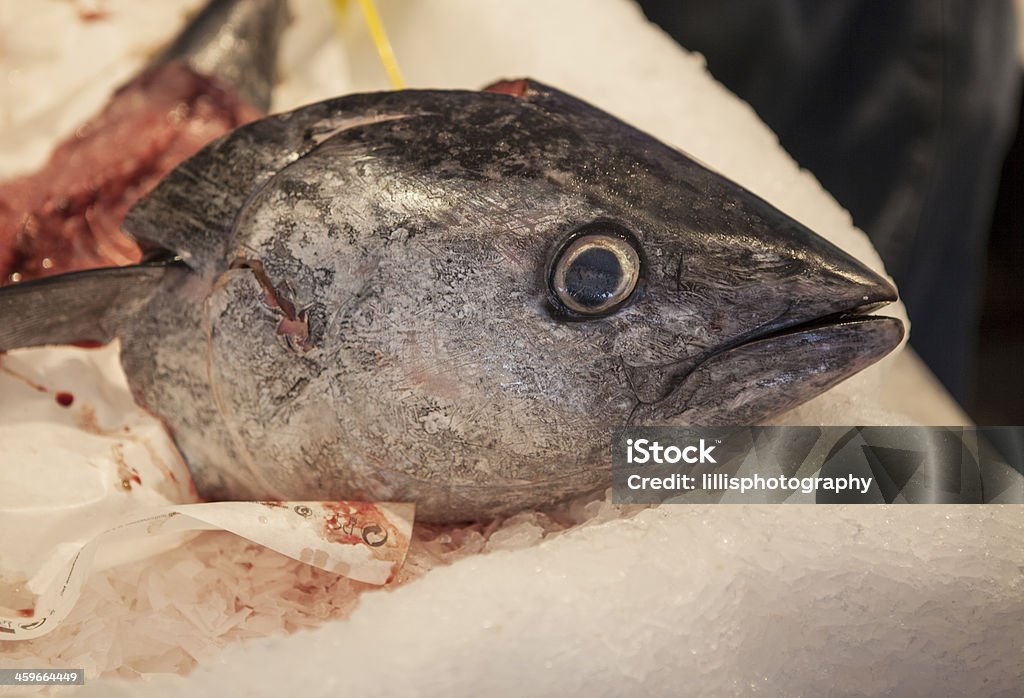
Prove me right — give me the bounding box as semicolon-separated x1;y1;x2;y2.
162;80;903;519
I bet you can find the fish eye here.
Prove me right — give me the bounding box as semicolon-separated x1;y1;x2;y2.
548;224;643;317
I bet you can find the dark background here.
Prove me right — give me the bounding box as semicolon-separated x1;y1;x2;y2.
976;99;1024;424
637;0;1023;424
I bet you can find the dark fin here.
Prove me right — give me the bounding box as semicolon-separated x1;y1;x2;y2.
123;90;432;275
151;0;291;112
0;262;178;351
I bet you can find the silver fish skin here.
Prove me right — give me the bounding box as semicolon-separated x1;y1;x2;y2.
0;80;903;522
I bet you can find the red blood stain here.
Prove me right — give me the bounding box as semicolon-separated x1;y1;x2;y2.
17;608;34;618
72;340;105;349
115;452;143;490
322;502;384;546
483;79;531;97
323;514;362;546
55;391;74;407
79;10;110;23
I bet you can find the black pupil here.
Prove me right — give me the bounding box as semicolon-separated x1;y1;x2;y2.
565;247;624;308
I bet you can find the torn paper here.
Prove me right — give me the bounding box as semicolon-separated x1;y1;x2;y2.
0;343;413;641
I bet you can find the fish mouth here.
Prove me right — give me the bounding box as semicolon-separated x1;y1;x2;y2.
630;297;905;425
704;292;898;366
738;302;898;346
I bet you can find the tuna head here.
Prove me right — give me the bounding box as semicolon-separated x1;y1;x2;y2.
129;80;903;521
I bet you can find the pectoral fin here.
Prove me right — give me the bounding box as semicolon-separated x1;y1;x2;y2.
0;262;180;351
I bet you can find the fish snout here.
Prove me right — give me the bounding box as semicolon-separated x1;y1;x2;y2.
804;243;899;317
627;217;904;424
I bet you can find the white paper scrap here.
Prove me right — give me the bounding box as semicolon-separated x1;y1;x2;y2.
0;344;414;641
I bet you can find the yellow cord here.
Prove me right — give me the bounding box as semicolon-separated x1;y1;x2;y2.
332;0;406;89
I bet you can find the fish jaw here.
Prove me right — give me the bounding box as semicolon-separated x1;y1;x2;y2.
620;209;905;424
620;217;905;423
631;315;905;424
